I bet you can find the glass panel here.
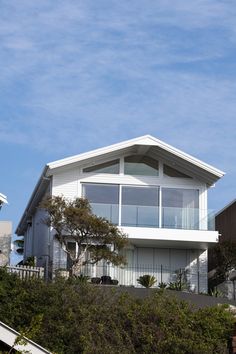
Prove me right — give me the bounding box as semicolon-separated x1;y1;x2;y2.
163;164;191;178
124;155;159;176
83;184;119;224
83;159;119;174
162;188;199;230
121;186;159;227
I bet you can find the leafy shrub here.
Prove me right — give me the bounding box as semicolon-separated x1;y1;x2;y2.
137;274;157;288
158;282;168;289
74;274;90;283
0;268;234;354
168;269;190;291
209;287;224;298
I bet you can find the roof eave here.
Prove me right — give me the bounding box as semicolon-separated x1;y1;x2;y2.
15;166;50;235
47;134;225;181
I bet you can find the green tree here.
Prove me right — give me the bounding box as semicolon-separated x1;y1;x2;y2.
211;241;236;281
40;196;128;275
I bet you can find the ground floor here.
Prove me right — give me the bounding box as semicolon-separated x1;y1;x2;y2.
52;241;208;293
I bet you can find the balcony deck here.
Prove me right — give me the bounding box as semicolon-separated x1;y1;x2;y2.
119;226;219;249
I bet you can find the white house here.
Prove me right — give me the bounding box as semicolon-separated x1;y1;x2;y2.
16;135;224;292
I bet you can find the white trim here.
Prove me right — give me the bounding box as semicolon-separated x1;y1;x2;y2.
47;135;225;178
0;321;51;353
120;226;218;245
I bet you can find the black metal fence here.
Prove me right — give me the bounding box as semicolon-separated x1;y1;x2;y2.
71;263;206;293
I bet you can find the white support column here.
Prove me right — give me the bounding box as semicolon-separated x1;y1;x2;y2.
118;185;122;226
198;249;208;293
159;187;162;228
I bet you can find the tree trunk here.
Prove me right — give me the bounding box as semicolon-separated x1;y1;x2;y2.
71;258;85;276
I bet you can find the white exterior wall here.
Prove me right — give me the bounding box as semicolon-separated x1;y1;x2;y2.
52;168;79;199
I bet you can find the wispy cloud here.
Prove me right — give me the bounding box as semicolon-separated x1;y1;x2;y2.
0;1;235;162
1;0;236;234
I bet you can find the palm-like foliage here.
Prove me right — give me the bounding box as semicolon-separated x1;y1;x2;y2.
137;274;157;288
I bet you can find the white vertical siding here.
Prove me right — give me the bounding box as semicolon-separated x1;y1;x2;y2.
52;168;79;199
170;249;187;271
115;246;208;292
154;248;170;283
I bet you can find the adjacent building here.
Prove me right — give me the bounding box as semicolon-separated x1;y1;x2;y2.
208;200;236;299
16;135;224;292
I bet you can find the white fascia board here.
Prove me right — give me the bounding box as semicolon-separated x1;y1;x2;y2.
120;226;219;245
47;135;154;169
15;166;50;235
47;134;224;179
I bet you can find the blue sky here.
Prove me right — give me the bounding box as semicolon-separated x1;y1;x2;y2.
1;1;236;261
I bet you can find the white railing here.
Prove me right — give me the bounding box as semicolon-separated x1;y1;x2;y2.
6;265;44;280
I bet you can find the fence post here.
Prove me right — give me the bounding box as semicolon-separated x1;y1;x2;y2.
160;264;163;283
197;270;200;294
179;268;182;290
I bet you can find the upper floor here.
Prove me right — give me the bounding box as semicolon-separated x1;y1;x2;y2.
16;135;224;242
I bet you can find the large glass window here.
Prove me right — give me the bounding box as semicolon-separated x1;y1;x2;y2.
124;155;159;176
162;188;199;230
82;183;200;231
83;159;119;174
121;186;159;227
82;184;119;224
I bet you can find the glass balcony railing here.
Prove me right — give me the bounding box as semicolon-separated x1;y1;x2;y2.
91;203;119;225
162;207;199;230
121;205;159;228
91;203;215;231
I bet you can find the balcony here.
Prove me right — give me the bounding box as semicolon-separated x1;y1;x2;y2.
91;203;215;232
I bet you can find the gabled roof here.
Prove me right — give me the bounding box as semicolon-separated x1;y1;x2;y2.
16;135;225;235
47;135;224;180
